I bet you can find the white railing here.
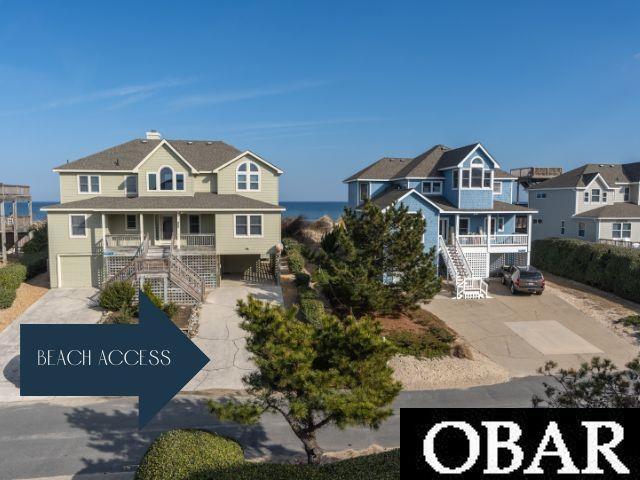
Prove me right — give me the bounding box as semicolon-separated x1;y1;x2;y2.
454;238;474;277
458;235;487;246
599;238;640;249
489;234;528;246
464;278;489;297
106;234;141;248
180;234;215;248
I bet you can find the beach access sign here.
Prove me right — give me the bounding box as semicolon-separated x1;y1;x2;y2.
20;292;210;428
401;408;637;478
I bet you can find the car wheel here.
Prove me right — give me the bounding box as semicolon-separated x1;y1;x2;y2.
535;291;543;295
501;277;505;285
510;284;517;295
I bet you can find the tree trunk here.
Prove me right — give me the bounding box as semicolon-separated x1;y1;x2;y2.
300;432;324;465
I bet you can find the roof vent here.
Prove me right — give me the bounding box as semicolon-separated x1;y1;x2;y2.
599;164;604;167
145;130;162;140
206;141;213;145
187;141;193;145
141;139;147;143
114;158;120;166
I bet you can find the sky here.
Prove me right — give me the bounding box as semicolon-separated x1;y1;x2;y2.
1;0;639;201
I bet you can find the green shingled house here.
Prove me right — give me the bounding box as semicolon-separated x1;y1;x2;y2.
43;131;284;303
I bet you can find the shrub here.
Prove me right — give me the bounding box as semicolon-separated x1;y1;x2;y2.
135;429;244;480
111;305;136;324
294;272;311;288
282;237;302;255
386;327;454;359
163;302;179;320
143;281;164;309
0;287;17;309
619;315;640;328
300;298;325;326
0;263;27;291
531;238;640;303
287;250;305;274
23;224;48;254
99;280;136;311
21;252;48;279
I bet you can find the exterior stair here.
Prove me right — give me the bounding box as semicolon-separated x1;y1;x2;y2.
439;235;488;300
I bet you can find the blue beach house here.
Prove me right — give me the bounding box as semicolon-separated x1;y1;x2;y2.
344;143;537;299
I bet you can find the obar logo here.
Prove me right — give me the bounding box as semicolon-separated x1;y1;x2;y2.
401;409;637;478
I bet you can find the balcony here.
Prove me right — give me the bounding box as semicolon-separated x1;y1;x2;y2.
599;238;640;249
180;234;215;248
105;234;142;249
457;234;528;247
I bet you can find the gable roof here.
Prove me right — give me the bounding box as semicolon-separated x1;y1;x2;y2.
344;142;500;182
574;203;640;219
529;163;640;190
52;138;280;173
494;168;517;179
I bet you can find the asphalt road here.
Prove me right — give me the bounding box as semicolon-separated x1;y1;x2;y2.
0;376;549;480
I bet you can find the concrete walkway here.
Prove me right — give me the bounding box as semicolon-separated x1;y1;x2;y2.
0;288;102;403
428;280;639;377
184;278;283;391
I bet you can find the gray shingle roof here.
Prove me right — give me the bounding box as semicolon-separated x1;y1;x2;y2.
529;163;640;190
366;188;412;209
494;169;517;179
574;203;640;219
436;144;480;169
42;193;284;211
53;139;250;172
343;157;413;182
393;145;448;178
427;197;535;213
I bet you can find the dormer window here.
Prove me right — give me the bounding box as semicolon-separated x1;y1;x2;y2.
591;188;600;203
78;175;100;194
460;157;491;189
421;181;443;195
237;161;260;191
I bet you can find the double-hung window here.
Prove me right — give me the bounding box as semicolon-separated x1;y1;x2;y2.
421;181;442;195
591;188;600;203
623;187;630;202
602;191;608;203
148;173;157;191
235;215;262;237
471;166;483;188
78;175;100;194
69;215;88;238
126;214;137;231
578;222;586;238
189;215;201;234
462;170;470;188
560;221;565;235
612;222;631;239
452;170;459;189
584;191;589;203
459;218;470;235
125;175;138;197
176;173;185;191
493;181;502;194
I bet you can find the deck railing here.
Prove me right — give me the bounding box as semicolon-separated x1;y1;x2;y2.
180;233;215;248
457;234;528;247
0;184;31;197
599;238;640;249
105;234;142;248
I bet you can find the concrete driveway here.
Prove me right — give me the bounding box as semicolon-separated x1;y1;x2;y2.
184;278;283;391
428;280;639;377
0;288;102;402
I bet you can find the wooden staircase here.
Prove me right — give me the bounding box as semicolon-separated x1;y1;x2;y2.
439;235;488;300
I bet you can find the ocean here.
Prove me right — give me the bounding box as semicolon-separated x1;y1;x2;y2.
21;201;347;222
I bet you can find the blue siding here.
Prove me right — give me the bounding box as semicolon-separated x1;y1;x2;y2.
347;182;358;207
442;169;458;206
461;148;493;168
494;180;514;204
459;189;493;209
371;181;388;198
500;214;516;234
396;192;440;254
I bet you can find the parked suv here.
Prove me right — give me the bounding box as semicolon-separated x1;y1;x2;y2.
501;266;545;295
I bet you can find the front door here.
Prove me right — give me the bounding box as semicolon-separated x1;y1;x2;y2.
160;215;173;242
439;218;449;242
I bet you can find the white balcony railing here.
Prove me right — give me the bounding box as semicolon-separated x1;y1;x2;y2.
457;234;528;247
599;238;640;249
105;234;141;248
180;234;215;248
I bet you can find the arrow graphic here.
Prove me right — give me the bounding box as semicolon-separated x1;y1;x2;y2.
20;292;210;428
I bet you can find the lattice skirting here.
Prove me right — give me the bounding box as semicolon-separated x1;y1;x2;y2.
135;275;199;306
178;254;218;288
464;252;488;278
243;256;277;284
489;252;528;275
104;254;134;285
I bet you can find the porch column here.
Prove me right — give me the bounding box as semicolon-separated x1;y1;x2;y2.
101;213;106;250
527;214;533;265
486;214;492;248
176;213;181;249
455;214;460;242
28;200;33;226
0;202;6;264
140;213;144;243
13;200;18;255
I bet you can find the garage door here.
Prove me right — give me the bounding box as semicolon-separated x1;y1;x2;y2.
59;255;101;288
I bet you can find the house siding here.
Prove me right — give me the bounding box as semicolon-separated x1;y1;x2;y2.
214;212;281;255
216;154;279;204
442;169;458;206
396;193;440;253
493;180;514;204
575;177;612;213
528;188;577;240
59;173;128;203
138;144;195;196
347;182;358;207
193;174;216;193
599;220;640;242
458;189;493;210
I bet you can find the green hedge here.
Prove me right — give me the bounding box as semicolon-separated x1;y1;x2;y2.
136;428;399;480
531;238;640;302
294;272;311;288
0;287;17;309
99;280;136;311
287;250;305;274
21;252;48;279
0;263;27;309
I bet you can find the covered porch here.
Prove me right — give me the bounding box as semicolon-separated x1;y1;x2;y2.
100;212;216;254
438;212;532;252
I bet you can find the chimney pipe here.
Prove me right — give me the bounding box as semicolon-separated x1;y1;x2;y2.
146;130;162;140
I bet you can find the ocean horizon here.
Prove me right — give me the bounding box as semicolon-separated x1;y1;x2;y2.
22;200;348;222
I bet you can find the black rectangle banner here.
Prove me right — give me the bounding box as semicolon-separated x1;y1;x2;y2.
401;408;639;478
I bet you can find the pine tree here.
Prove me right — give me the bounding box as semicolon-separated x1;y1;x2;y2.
208;296;401;464
318;201;440;315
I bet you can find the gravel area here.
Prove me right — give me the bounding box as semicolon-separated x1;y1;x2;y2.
0;273;49;333
389;352;510;390
542;272;640;346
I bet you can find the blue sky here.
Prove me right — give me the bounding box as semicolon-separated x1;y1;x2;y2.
1;0;639;201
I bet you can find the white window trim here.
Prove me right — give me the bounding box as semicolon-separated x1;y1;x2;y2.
188;214;202;234
236;160;261;192
458;217;470;235
125;214;138;231
421;180;443;195
125;175;138;196
493;180;502;195
77;175;101;194
591;188;601;203
613;222;632;239
584;191;589;203
497;216;505;233
69;214;89;238
602;191;608;203
234;214;264;238
359;182;370;203
461;157;493;190
147;172;158;192
623;187;630;202
578;222;586;238
175;172;186;191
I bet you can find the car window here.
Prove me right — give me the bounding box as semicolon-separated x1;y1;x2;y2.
520;271;542;280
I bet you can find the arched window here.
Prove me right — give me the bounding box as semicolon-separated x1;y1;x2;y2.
470;157;484;188
237;161;260;191
160;167;173;190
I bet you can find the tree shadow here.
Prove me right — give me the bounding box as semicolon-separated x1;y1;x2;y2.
65;396;300;477
3;354;20;388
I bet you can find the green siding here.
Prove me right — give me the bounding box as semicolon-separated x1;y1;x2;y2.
59;173;128;203
138;144;195;196
216;155;280;204
215;212;280;255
